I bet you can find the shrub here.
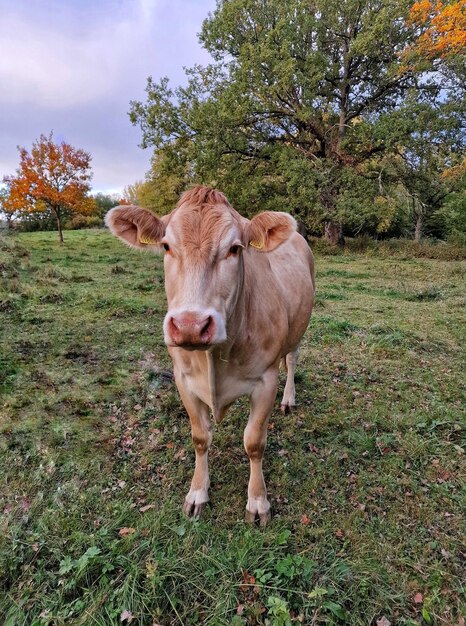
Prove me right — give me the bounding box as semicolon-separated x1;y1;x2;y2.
66;214;103;229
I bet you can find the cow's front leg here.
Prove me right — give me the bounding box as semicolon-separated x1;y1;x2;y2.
244;367;279;526
176;377;212;518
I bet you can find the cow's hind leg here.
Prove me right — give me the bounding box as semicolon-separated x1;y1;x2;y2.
176;378;212;518
280;349;298;414
244;367;278;526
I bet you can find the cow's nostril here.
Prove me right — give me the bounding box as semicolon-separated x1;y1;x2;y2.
200;316;213;338
169;317;180;333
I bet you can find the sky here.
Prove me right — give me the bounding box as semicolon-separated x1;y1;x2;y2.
0;0;215;195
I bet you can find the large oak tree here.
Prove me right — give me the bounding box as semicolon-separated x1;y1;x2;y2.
130;0;445;243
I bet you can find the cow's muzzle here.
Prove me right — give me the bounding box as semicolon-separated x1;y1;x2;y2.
165;311;217;348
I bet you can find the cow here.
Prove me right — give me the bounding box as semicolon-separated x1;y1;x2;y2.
106;186;315;525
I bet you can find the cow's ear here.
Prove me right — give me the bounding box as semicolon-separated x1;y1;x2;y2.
105;205;165;250
246;211;297;252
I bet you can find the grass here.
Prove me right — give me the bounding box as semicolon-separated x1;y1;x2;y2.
1;229;465;626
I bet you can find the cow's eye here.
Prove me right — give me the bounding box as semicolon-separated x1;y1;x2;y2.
229;245;239;255
163;243;170;252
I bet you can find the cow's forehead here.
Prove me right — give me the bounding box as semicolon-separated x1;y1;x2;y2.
167;203;241;254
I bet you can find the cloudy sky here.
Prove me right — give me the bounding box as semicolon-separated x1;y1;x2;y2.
0;0;215;194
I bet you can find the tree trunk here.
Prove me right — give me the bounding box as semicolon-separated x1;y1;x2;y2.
55;209;64;243
414;215;423;242
324;221;345;246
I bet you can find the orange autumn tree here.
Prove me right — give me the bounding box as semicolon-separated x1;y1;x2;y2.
408;0;466;59
3;133;93;243
0;183;19;229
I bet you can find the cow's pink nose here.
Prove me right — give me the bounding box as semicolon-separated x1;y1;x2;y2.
168;313;214;346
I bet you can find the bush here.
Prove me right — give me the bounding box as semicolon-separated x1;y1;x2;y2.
65;214;103;229
309;236;466;260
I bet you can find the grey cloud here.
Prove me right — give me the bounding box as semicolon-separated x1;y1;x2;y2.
0;0;214;192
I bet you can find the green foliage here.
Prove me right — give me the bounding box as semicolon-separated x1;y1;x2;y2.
136;141;193;214
65;214;103;229
129;0;465;242
92;192;120;218
433;190;466;244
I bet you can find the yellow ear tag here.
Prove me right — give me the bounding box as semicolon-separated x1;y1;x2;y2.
249;240;264;249
139;234;157;245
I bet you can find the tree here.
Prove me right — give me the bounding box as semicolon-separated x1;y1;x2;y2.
3;133;93;243
385;101;465;240
133;140;194;214
0;184;18;229
92;192;120;219
122;181;145;205
408;0;466;60
130;0;438;243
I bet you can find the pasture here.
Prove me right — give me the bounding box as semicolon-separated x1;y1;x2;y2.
1;230;465;625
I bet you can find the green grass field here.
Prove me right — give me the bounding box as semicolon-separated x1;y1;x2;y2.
1;230;465;625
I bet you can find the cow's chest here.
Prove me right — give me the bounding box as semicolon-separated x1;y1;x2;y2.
172;350;259;413
184;367;257;410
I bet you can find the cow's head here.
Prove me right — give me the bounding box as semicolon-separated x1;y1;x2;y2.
106;186;296;350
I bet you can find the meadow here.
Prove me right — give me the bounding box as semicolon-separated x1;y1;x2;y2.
0;230;465;625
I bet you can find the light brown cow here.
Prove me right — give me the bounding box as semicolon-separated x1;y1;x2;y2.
106;186;315;525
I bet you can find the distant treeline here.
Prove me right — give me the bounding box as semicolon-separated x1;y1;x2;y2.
2;1;465;246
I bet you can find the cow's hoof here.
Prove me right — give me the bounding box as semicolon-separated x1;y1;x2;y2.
244;509;272;526
280;402;295;414
183;488;209;519
183;499;208;519
245;503;272;526
259;509;271;526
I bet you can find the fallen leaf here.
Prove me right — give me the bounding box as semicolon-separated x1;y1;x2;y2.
237;604;245;615
118;480;126;489
119;527;135;536
413;592;423;604
335;528;344;538
139;504;156;513
174;448;186;461
300;514;311;525
376;617;391;626
120;609;134;623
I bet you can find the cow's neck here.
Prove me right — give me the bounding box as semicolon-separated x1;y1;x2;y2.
204;255;247;423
